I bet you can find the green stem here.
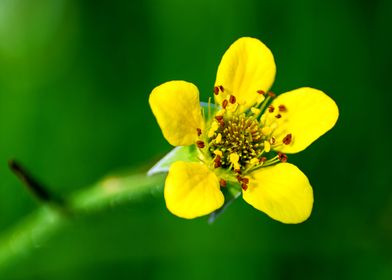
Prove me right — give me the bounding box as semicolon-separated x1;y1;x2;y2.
0;172;165;270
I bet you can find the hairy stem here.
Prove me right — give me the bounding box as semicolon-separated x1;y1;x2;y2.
0;172;165;270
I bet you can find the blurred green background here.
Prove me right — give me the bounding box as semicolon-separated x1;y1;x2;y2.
0;0;391;279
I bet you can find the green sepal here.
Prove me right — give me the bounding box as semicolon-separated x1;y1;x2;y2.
147;145;199;176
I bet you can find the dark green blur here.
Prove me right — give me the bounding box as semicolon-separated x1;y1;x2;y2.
0;0;391;279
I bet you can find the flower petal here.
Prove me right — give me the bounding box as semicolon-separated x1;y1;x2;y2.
268;87;339;153
243;163;313;224
164;161;224;219
149;81;204;146
214;37;276;109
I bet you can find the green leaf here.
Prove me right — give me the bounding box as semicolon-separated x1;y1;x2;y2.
147;145;199;176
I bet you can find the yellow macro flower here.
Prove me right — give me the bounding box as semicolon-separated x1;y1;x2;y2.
149;37;339;223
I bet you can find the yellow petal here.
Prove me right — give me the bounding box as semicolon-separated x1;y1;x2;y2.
243;163;313;224
149;81;204;146
164;161;224;219
214;37;276;110
268;87;339;153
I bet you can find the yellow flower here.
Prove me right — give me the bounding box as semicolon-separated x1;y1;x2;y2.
149;37;339;223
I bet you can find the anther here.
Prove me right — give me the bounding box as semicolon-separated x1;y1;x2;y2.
278;105;287;112
196;140;205;148
214;86;219;95
214;155;222;168
268;91;276;98
275;114;282;119
241;183;248;191
269;137;276;145
278;152;288;163
196;128;202;136
229;95;236;104
215;115;223;122
241;177;249;184
260;157;267;163
219;179;227;187
268;105;275;113
222;99;228;109
283;133;292;145
219;85;224;92
257;90;266;95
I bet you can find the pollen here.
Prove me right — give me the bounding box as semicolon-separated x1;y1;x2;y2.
204;89;291;174
215;133;222;144
264;141;271;153
251;107;261;115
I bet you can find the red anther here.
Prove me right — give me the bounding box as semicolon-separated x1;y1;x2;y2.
260;157;267;163
219;179;227;187
268;105;275;113
275;114;282;119
229;95;236;104
257;90;266;95
214;155;222;168
222;99;228;109
278;105;287;112
241;183;248;191
196;140;205;148
278;152;288;163
236;175;242;182
235;169;242;174
241;177;249;184
215;115;224;122
214;86;219;95
196;128;202;136
219;85;224;92
270;137;276;144
268;91;276;98
283;133;292;145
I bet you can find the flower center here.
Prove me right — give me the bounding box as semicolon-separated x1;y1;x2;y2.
208;114;263;170
196;87;292;189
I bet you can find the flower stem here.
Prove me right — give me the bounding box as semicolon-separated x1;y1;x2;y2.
0;170;165;271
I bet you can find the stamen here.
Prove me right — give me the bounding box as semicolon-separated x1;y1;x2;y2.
196;140;205;148
278;105;287;112
215;133;222;144
259;157;267;163
214;86;219;95
214;155;222;168
219;85;224;92
278;152;288;163
219;179;227;187
241;177;249;184
215;115;223;122
196;128;202;136
268;105;275;113
264;141;271;153
222;99;228;109
241;183;248;191
268;91;276;98
257;90;266;95
275;114;282;119
283;134;292;145
251;107;261;115
229;95;236;104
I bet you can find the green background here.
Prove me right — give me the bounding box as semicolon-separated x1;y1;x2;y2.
0;0;391;279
